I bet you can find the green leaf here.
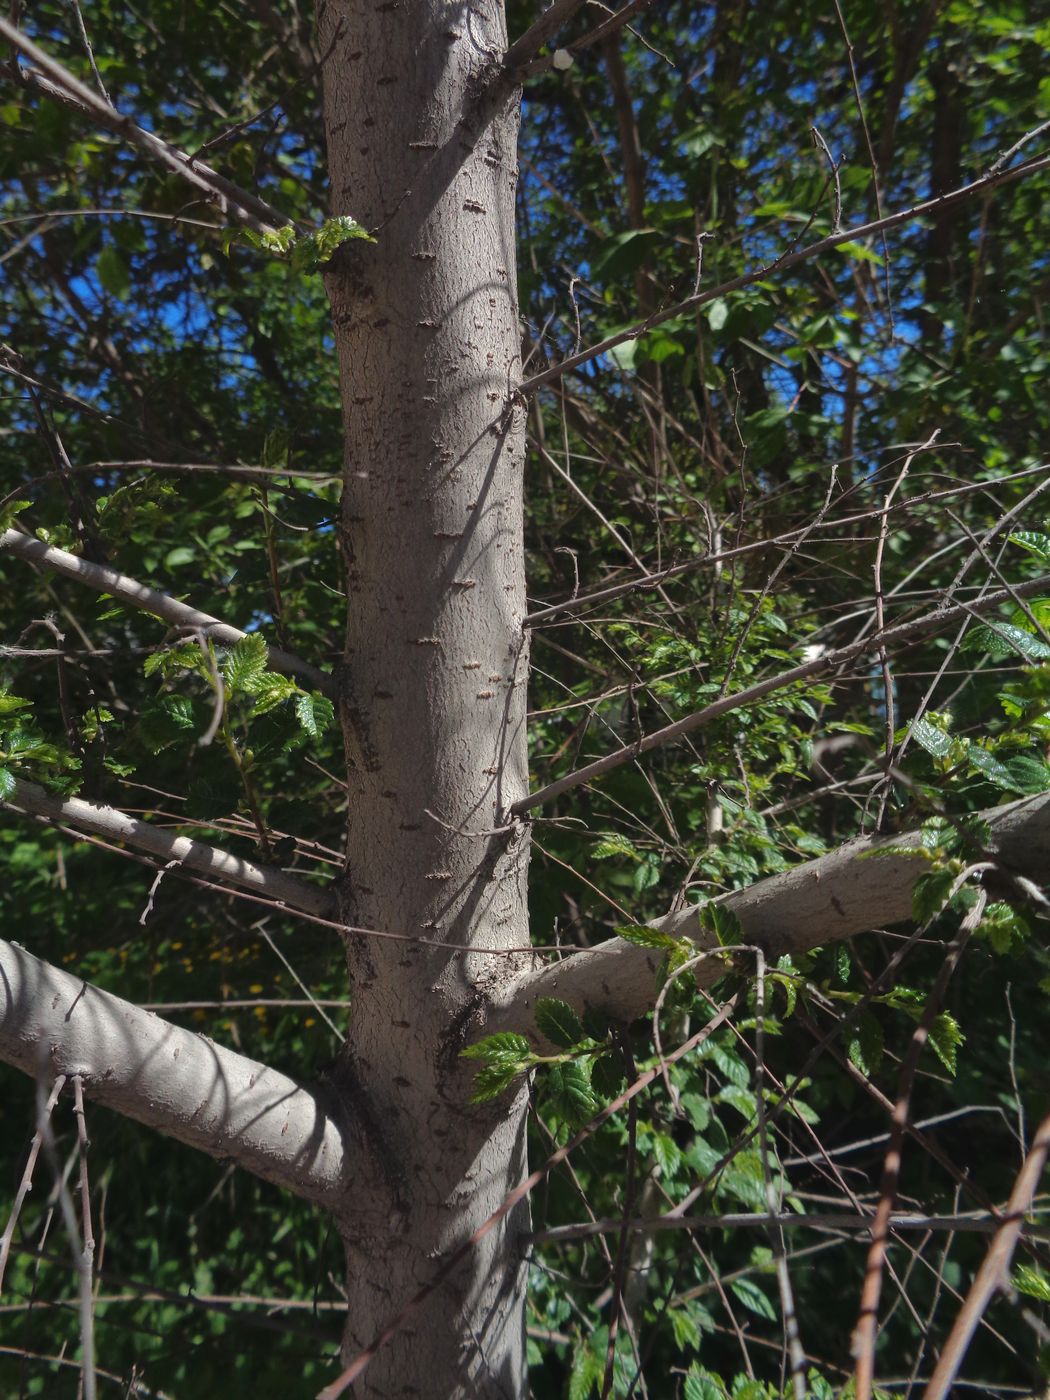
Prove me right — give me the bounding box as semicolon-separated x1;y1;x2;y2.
928;1012;964;1075
729;1277;777;1321
846;1012;884;1077
460;1032;531;1061
295;691;335;737
0;690;31;716
1009;531;1050;565
546;1061;598;1127
0;498;30;532
1014;1264;1050;1302
703;903;743;947
912;867;960;923
534;997;585;1049
965;620;1050;661
685;1364;726;1400
832;240;884;264
615;922;678;950
911;716;952;758
592;832;639;860
967;744;1018;789
223;633;269;694
250;673;299;716
590;1050;627;1098
469;1058;527;1103
0;767;15;800
97;244;131;297
137;695;200;752
568;1342;601;1400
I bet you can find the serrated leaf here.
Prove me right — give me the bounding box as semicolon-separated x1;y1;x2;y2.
0;690;31;716
729;1277;777;1320
912;867;959;923
704;903;743;947
911;716;952;758
685;1364;725;1400
615;922;678;950
581;1005;612;1041
0;499;30;531
651;1131;683;1177
967;744;1019;789
0;767;15;800
250;673;299;716
1009;531;1050;565
965;620;1050;661
534;997;585;1049
592;832;639;860
846;1012;884;1077
460;1032;531;1061
137;695;200;752
669;1304;700;1349
568;1342;601;1400
468;1058;527;1103
546;1060;598;1127
929;1012;964;1075
1014;1264;1050;1301
295;691;335;737
223;633;269;693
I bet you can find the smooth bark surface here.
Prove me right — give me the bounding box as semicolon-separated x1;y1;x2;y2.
0;941;349;1202
318;2;532;1392
493;792;1050;1040
4;777;335;919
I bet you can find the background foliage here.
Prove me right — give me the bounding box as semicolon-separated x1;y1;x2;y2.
1;0;1049;1394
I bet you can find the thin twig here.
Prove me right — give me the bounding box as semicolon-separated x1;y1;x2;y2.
922;1110;1050;1400
0;1075;66;1293
518;152;1050;396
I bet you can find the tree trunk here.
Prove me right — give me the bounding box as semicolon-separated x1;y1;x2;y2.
316;2;532;1393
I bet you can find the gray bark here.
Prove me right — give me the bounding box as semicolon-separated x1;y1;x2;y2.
317;2;532;1394
492;791;1050;1041
4;777;334;919
0;941;348;1203
0;528;336;698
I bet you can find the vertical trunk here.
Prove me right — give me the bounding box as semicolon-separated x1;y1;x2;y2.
317;2;532;1394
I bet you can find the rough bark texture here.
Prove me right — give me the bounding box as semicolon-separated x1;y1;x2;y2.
317;3;532;1394
0;941;348;1202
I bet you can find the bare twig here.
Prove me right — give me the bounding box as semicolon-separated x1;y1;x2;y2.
512;569;1050;812
0;17;289;233
518;152;1050;396
0;528;337;698
922;1110;1050;1400
0;1075;66;1293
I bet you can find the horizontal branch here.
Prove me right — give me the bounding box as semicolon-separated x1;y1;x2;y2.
530;1210;1048;1245
0;941;348;1203
3;777;336;920
0;528;338;699
518;151;1050;396
0;17;288;234
492;791;1050;1038
524;460;1050;626
513;570;1050;813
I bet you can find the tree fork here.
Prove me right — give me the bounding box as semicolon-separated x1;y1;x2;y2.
316;2;533;1393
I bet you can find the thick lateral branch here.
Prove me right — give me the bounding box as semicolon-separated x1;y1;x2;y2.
0;528;337;699
0;18;287;234
0;941;348;1202
518;152;1050;395
513;571;1050;813
493;792;1050;1038
3;777;336;920
504;0;588;71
